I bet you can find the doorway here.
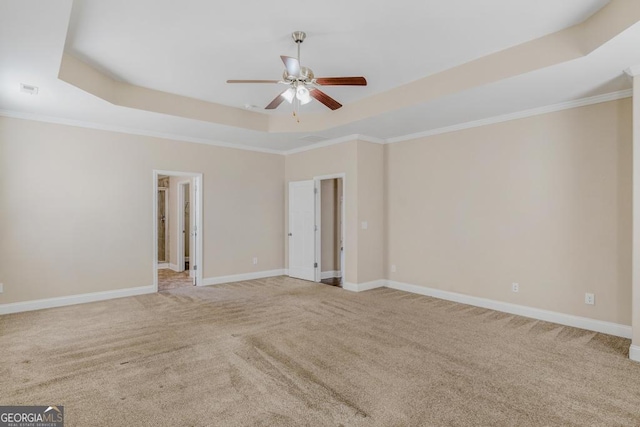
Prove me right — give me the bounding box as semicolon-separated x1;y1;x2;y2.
318;178;344;287
153;170;203;292
287;173;346;286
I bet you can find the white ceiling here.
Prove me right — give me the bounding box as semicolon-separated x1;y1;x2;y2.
2;0;639;153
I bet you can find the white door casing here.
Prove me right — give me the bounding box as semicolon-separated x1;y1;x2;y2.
288;180;316;281
177;180;189;273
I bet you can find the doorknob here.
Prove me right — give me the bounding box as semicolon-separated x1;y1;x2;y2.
288;233;293;236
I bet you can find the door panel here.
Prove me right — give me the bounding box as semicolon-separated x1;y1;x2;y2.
288;180;316;281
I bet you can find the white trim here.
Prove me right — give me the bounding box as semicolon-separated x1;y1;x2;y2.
386;90;633;144
321;270;342;279
315;179;322;283
0;285;155;315
343;280;386;292
386;280;632;338
630;345;640;362
168;263;180;272
0;109;282;155
157;262;169;269
201;269;285;286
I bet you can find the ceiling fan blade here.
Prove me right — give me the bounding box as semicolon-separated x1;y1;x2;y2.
280;56;300;76
226;79;280;84
315;77;367;86
310;89;342;110
265;90;289;110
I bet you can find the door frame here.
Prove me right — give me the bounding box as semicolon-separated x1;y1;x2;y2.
177;180;191;274
314;173;346;283
153;170;203;291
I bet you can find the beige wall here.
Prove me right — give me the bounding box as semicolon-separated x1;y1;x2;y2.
0;116;284;304
386;99;632;325
357;141;385;284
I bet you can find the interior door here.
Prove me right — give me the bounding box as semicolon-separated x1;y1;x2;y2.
289;180;316;281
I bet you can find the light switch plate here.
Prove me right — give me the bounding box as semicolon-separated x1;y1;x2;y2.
0;283;3;293
361;221;368;230
585;293;595;305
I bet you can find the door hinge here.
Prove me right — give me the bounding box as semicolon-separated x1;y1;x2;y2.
314;262;318;268
314;187;318;194
193;265;197;271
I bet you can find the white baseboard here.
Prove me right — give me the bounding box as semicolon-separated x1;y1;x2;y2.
630;345;640;362
169;263;179;272
157;263;169;269
0;285;155;315
201;269;286;286
343;279;386;292
386;280;632;339
321;270;342;279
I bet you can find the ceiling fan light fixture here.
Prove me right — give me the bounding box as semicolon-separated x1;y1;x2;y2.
227;31;366;111
282;87;295;103
296;85;311;104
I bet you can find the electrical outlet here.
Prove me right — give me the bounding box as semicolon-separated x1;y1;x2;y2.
391;265;396;273
512;283;519;293
585;293;595;305
252;257;258;265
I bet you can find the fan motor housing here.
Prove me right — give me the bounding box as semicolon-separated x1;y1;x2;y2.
283;66;314;82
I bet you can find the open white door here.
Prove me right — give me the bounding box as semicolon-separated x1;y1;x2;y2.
288;180;316;281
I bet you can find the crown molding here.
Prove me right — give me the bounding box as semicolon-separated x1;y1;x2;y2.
0;109;283;155
385;89;633;144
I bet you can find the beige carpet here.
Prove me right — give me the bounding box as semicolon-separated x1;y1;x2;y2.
1;276;640;426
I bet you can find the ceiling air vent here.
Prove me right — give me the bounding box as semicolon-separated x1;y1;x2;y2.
299;135;329;143
20;83;38;95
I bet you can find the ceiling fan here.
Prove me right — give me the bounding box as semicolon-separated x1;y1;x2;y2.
227;31;367;111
